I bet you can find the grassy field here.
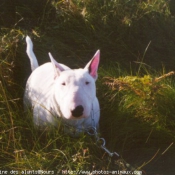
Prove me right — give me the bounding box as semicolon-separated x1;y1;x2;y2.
0;0;175;174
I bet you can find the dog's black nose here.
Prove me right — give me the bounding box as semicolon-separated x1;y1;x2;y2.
71;105;84;117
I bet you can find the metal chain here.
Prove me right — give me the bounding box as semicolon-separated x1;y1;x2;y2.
86;127;141;173
86;126;120;158
58;104;141;172
87;104;120;157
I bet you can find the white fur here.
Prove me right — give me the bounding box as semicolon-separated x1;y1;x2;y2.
24;36;100;134
26;36;39;71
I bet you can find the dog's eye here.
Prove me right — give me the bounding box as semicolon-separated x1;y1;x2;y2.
62;82;66;86
85;81;89;85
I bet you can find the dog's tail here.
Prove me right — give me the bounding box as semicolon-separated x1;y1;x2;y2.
26;36;39;72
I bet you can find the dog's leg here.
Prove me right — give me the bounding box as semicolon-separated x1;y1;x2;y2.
26;36;39;71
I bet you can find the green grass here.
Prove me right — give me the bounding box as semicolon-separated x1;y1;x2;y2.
0;0;175;174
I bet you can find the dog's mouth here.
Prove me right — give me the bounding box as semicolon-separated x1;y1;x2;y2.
63;112;89;120
72;116;85;120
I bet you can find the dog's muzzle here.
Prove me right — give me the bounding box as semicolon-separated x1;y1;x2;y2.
71;105;84;118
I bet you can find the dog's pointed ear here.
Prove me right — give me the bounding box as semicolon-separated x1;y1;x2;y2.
85;50;100;81
49;52;66;77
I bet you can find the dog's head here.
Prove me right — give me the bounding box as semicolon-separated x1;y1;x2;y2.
49;50;100;119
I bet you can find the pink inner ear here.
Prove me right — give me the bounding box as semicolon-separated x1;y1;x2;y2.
89;50;100;79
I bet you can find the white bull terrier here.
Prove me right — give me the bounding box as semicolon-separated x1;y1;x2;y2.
24;36;100;136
